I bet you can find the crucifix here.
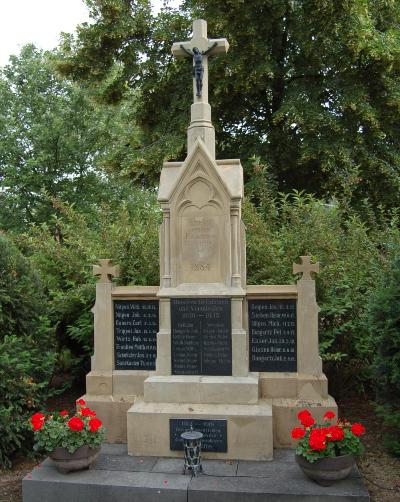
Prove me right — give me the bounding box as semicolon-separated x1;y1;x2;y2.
172;19;229;104
171;20;229;158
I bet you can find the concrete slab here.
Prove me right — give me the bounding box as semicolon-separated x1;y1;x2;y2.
23;468;190;502
23;447;370;502
189;474;370;501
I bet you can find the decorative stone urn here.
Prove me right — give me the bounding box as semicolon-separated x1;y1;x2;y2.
295;453;356;486
49;446;101;474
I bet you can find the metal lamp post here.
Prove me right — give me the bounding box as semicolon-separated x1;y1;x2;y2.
181;426;203;475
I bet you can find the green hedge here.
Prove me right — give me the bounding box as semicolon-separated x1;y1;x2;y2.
0;234;55;468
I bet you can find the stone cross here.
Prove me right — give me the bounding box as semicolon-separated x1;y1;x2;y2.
93;259;119;284
171;19;229;104
293;256;320;281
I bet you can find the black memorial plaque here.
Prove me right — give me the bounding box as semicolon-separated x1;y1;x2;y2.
170;418;227;452
248;299;297;372
114;300;158;370
171;298;231;376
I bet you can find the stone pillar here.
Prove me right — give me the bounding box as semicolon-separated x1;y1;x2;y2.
230;203;241;288
156;298;172;376
231;297;248;376
293;256;323;376
162;208;172;288
87;259;119;395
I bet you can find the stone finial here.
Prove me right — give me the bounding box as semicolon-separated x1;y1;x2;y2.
93;259;119;284
293;256;320;281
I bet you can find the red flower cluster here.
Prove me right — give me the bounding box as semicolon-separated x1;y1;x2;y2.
81;407;96;418
309;428;327;451
291;427;305;440
68;417;85;431
351;423;366;437
30;412;45;431
291;409;366;453
298;410;315;428
59;410;69;417
88;418;102;432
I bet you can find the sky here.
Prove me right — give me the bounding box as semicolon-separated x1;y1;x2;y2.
0;0;181;67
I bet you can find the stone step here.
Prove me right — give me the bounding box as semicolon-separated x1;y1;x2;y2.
127;398;273;461
22;444;370;502
143;375;259;404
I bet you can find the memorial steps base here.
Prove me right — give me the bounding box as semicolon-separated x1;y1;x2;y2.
22;444;370;502
127;398;273;461
143;374;259;404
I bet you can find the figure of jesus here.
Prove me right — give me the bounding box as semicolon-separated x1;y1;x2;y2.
180;42;218;97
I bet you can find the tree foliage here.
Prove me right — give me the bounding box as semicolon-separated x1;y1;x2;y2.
0;45;120;231
57;0;400;211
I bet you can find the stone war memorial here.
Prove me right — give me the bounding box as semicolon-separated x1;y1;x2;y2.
83;19;337;461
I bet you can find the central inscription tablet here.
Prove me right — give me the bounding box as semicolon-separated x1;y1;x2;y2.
171;298;231;375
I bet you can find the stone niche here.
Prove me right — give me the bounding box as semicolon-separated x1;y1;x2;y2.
158;139;245;293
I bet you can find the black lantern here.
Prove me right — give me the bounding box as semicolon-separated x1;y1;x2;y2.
181;426;203;475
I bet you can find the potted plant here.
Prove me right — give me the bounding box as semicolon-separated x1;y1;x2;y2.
292;409;365;486
30;398;104;473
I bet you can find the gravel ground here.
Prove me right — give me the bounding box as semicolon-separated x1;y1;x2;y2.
1;394;399;502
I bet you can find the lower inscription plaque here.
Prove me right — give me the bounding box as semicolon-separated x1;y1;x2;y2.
114;300;158;370
248;299;297;372
171;298;231;375
170;418;227;452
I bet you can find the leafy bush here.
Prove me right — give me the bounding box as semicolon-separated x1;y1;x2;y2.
244;189;399;396
0;232;44;339
14;188;160;366
366;254;400;455
0;234;55;468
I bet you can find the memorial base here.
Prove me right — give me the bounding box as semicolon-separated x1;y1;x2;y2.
81;394;134;443
127;398;273;460
144;375;259;404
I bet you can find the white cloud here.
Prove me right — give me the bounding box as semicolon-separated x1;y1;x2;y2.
0;0;90;66
0;0;182;67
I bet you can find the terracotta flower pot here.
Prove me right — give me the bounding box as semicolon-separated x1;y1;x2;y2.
295;453;355;486
49;445;101;474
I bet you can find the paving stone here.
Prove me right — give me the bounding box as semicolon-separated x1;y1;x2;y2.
188;474;370;501
152;458;187;475
100;443;128;455
93;453;156;471
202;459;238;477
23;466;189;502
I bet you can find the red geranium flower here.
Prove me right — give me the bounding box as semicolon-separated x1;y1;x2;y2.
81;407;96;417
301;415;315;428
298;410;311;421
323;411;335;421
59;410;69;417
326;425;344;442
351;423;366;437
76;398;86;407
291;427;306;440
88;418;103;432
67;417;84;431
309;428;327;451
30;412;45;431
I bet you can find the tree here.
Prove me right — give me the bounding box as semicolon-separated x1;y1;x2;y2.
56;0;400;213
0;45;115;231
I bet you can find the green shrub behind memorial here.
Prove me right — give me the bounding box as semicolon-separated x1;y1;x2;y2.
0;234;55;468
366;252;400;456
244;188;398;395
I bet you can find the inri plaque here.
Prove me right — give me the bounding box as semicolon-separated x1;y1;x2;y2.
114;300;158;370
248;299;297;372
171;298;231;375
